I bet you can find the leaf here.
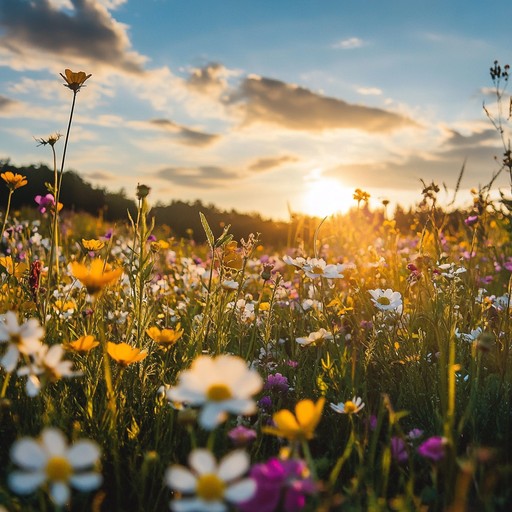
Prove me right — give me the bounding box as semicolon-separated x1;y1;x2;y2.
199;212;214;248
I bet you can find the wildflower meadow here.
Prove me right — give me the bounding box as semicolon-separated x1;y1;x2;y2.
1;64;512;511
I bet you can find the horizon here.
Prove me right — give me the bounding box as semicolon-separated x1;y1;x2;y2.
1;0;512;220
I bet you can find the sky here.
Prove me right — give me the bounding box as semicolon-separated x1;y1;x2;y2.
1;0;512;220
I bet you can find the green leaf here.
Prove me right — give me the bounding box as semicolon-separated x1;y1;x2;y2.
199;212;214;248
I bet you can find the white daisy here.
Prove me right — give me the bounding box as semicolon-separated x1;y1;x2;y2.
368;288;403;312
166;354;263;430
330;396;365;415
302;258;344;279
165;448;255;512
17;344;82;397
296;328;333;346
8;427;102;506
0;311;44;373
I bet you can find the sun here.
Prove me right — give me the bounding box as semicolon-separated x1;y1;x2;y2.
301;177;353;217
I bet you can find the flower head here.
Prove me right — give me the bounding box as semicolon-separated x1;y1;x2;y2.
34;193;62;214
64;334;100;353
0;311;43;373
264;373;289;394
70;258;123;295
263;398;325;442
0;256;28;278
239;458;316;512
329;396;365;415
9;427;102;506
417;436;448;462
60;69;92;92
296;328;333;347
107;342;147;367
146;324;183;350
166;354;263;430
390;436;409;464
228;426;257;447
82;239;105;252
165;448;255;512
1;171;27;191
369;288;403;312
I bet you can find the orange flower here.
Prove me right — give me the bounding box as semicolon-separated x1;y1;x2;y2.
82;239;105;252
107;342;147;367
64;334;99;353
146;324;183;350
70;259;122;295
263;398;325;442
1;171;27;191
60;69;92;92
0;256;28;278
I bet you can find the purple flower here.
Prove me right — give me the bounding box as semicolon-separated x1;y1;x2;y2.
407;428;424;440
264;373;289;393
390;436;408;463
239;458;316;512
34;194;56;214
147;234;157;242
228;425;257;447
464;215;478;227
258;396;273;412
417;436;447;462
103;228;114;240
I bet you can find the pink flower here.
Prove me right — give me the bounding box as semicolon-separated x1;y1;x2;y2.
417;436;447;462
34;194;56;214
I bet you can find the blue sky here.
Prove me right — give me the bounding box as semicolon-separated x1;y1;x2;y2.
0;0;511;219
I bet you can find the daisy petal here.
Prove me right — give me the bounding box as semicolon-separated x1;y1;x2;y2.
218;450;250;482
70;472;103;491
225;478;256;503
10;438;46;469
68;440;101;469
189;449;216;475
41;428;67;456
49;481;70;506
165;465;197;492
8;471;45;494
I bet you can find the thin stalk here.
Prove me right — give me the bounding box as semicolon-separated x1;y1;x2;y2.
0;189;13;239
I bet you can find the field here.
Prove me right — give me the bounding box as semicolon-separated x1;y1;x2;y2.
1;69;512;512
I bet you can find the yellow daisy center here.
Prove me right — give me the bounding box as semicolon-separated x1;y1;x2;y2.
206;383;232;401
196;473;225;501
46;456;73;482
377;296;391;306
311;266;324;275
344;400;357;413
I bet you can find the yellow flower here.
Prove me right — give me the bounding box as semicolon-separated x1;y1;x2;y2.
70;259;122;295
82;239;105;251
54;299;76;313
0;256;28;278
1;171;27;191
64;334;99;353
107;342;147;367
146;324;183;350
263;398;325;442
60;69;92;92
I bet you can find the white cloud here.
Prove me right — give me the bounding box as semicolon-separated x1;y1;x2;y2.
356;87;383;96
332;37;366;50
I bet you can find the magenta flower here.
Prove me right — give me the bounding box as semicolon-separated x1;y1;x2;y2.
34;194;56;214
417;436;447;462
390;436;408;463
264;373;289;393
464;215;478;227
239;458;316;512
228;425;257;447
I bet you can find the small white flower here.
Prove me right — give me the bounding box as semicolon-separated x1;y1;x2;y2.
9;428;102;506
296;328;333;346
302;258;344;279
165;448;255;512
166;355;263;430
455;327;482;343
0;312;44;373
330;396;365;415
369;288;403;312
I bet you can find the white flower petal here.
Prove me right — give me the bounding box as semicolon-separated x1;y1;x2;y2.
188;449;216;475
1;345;19;373
233;371;263;397
41;428;67;456
165;465;197;492
8;471;45;494
224;399;256;416
70;472;103;491
10;439;46;469
218;450;250;482
44;345;64;366
199;403;227;430
49;481;70;506
67;440;101;469
225;478;256;503
171;497;223;512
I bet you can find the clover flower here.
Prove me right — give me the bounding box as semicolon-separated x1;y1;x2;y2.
9;427;102;506
165;448;255;512
165;354;263;430
329;396;365;415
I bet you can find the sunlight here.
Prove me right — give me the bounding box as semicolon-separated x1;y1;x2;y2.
301;176;353;217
